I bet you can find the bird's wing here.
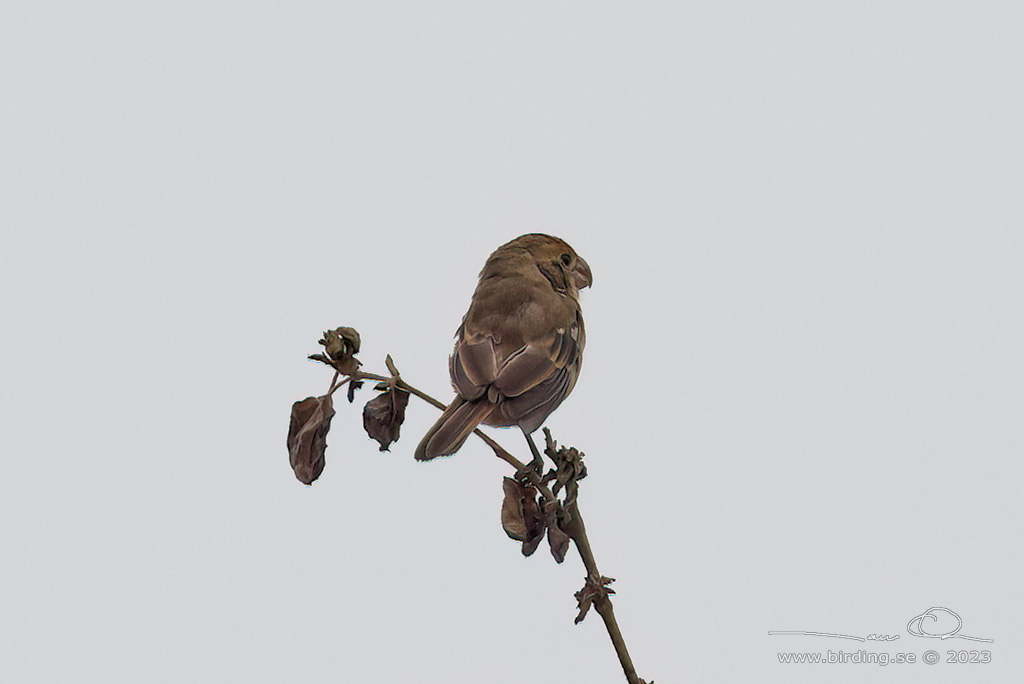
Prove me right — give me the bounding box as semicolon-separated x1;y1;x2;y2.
493;317;582;432
450;326;496;400
452;310;581;393
492;321;579;396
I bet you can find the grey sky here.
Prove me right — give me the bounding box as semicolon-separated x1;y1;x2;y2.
2;3;1021;682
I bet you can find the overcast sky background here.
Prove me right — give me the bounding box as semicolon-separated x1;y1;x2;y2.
2;3;1021;683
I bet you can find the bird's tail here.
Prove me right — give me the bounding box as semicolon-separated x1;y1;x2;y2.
415;397;495;461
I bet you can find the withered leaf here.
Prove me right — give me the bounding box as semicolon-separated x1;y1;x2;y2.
500;477;545;556
347;379;363;404
384;353;400;377
318;327;362;375
307;353;334;367
542;427;586;501
574;573;616;625
288;394;335;485
547;524;571;563
362;386;409;451
544;500;571;564
501;477;529;540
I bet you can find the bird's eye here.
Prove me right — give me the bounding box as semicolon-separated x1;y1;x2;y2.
560;253;572;266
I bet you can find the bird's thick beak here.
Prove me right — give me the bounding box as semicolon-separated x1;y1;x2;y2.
573;256;592;289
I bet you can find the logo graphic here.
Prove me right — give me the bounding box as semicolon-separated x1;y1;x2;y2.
906;607;992;643
769;606;992;643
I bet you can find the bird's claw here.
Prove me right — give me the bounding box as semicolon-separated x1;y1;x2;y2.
517;455;544;484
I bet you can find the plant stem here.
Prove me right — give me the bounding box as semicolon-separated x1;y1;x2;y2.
564;500;640;684
338;363;642;683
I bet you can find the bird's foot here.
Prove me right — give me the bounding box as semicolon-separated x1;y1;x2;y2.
516;455;544;484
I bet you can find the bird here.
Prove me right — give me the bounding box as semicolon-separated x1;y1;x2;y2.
415;233;592;464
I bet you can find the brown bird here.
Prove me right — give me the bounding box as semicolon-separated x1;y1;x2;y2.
415;234;592;463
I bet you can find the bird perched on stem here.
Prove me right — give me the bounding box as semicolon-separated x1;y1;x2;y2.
415;234;592;465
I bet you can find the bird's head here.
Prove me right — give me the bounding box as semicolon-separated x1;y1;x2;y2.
504;233;592;293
